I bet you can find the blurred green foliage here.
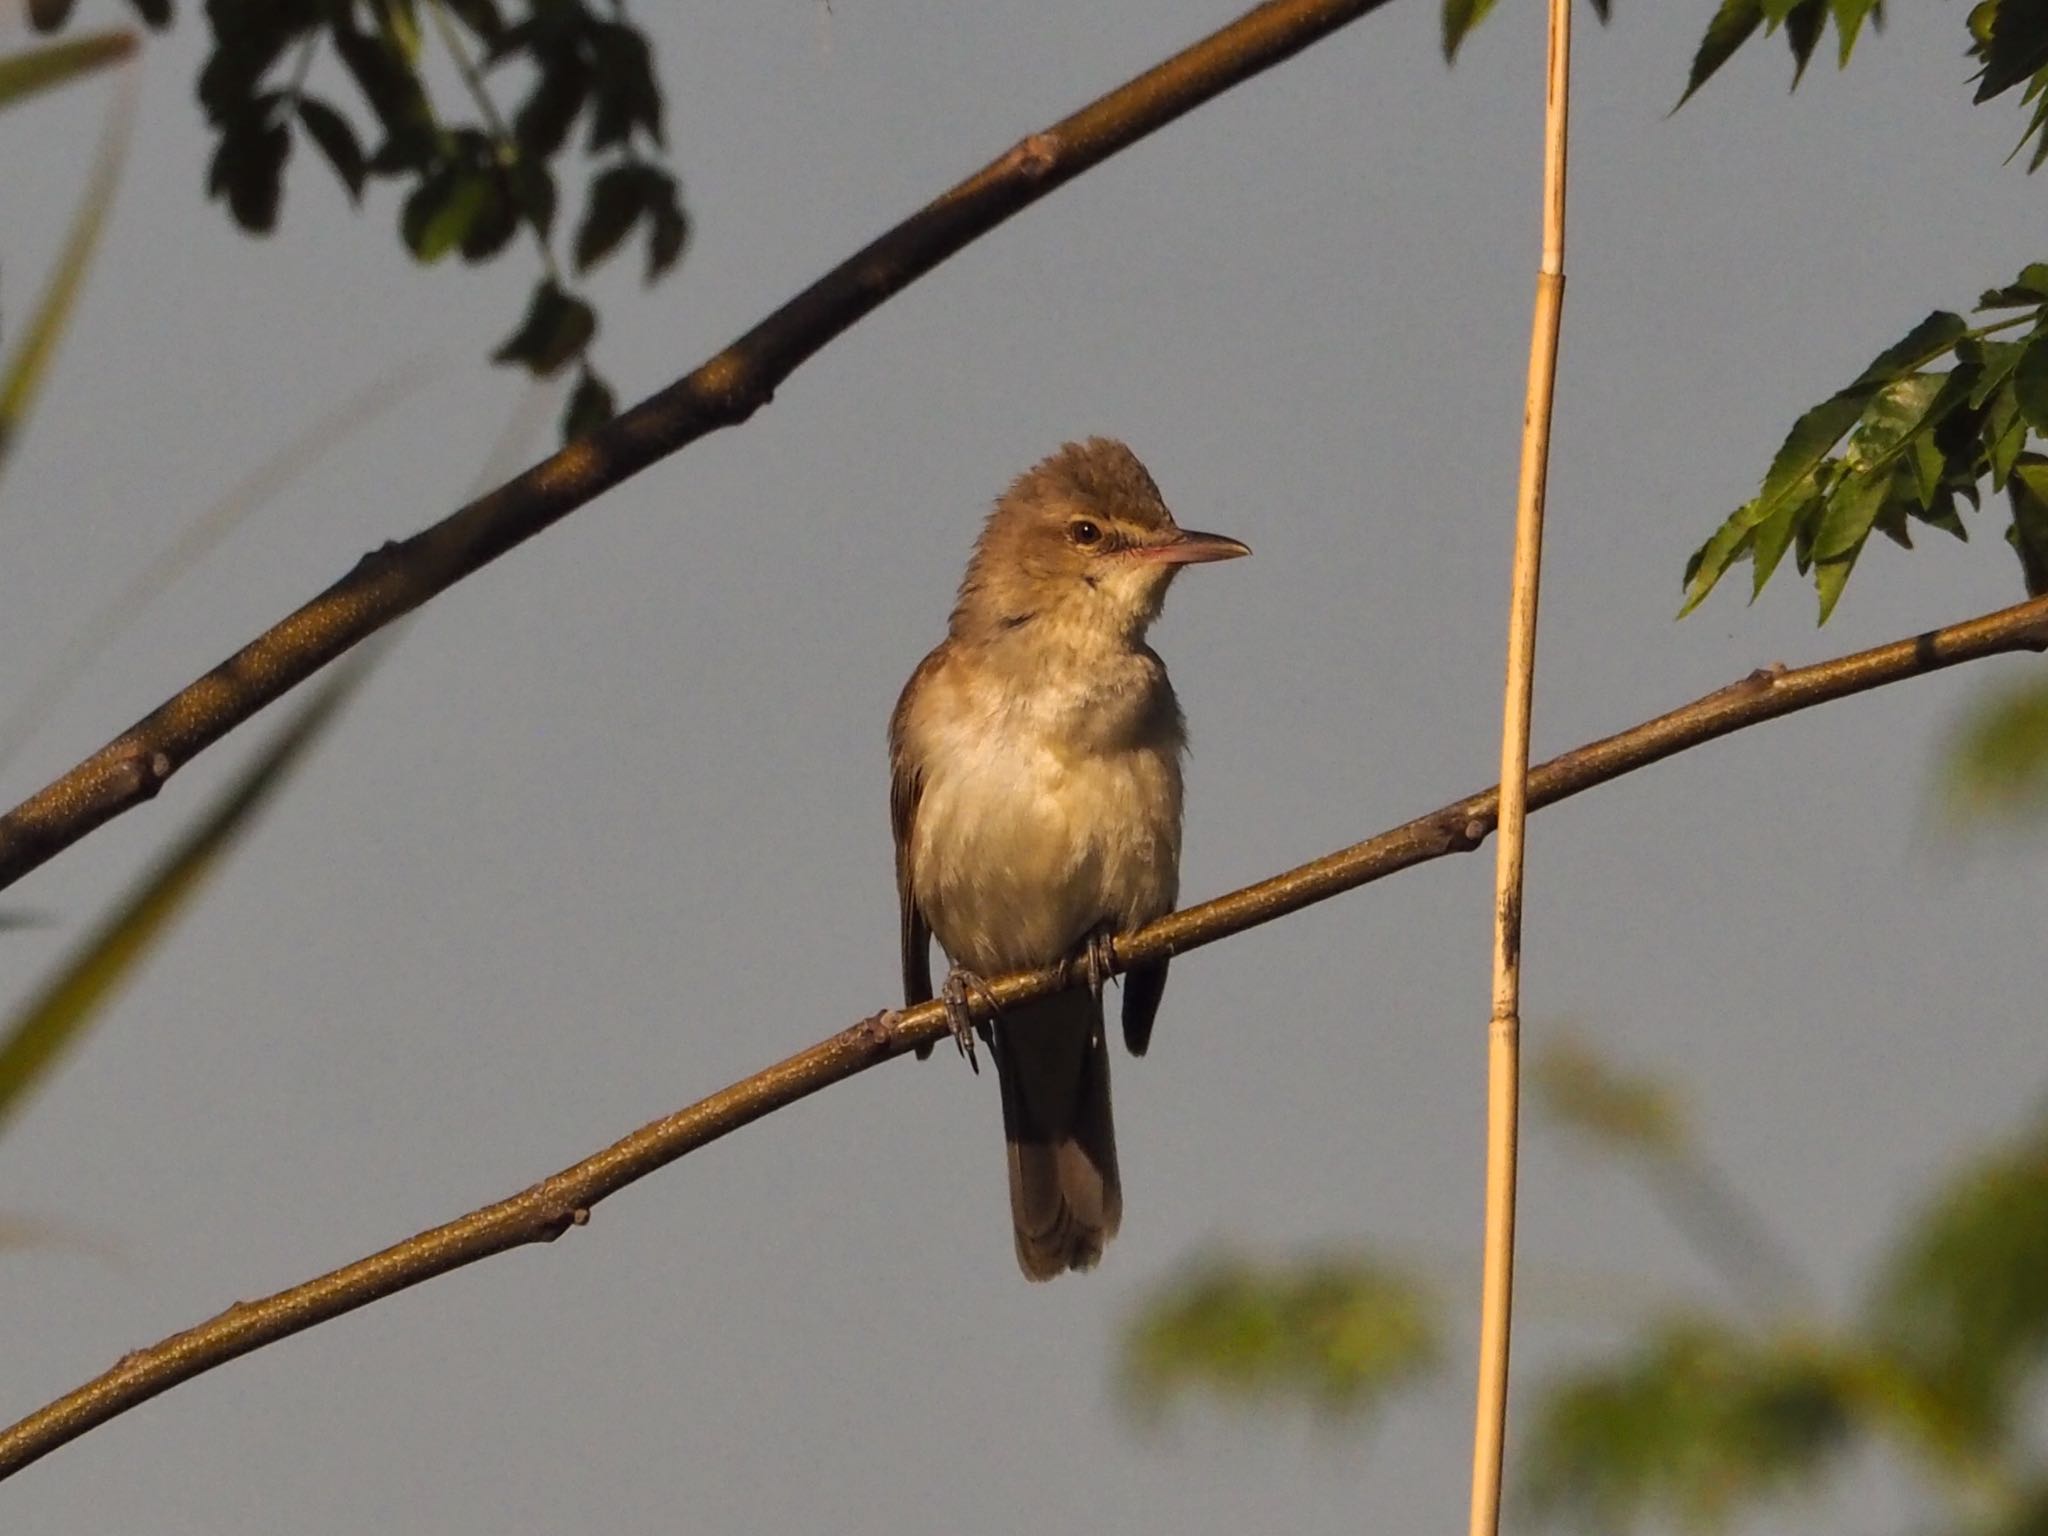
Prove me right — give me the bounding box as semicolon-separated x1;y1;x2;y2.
1124;1035;2048;1533
1121;1253;1440;1422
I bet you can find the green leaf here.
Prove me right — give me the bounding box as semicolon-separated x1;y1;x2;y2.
561;367;616;442
1784;0;1827;85
1521;1321;1856;1529
514;59;589;159
2007;459;2048;594
0;664;374;1137
1869;1113;2048;1441
1976;263;2048;309
1985;384;2029;488
1442;0;1498;61
586;22;662;150
1121;1252;1440;1421
1829;0;1878;66
332;15;435;161
207;110;292;233
1942;675;2048;820
1971;0;2048;101
0;78;132;492
1678;501;1763;616
26;0;80;31
1750;477;1814;596
401;167;492;262
1679;0;1766;108
295;96;365;200
642;168;688;282
1810;463;1892;563
573;162;645;272
2013;335;2048;432
1964;338;2027;408
1814;543;1859;622
0;29;134;112
1532;1034;1685;1153
492;279;595;376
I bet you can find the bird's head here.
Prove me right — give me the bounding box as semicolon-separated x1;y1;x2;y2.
952;437;1249;648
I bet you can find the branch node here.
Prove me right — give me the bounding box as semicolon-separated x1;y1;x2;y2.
1005;131;1062;178
1461;817;1490;848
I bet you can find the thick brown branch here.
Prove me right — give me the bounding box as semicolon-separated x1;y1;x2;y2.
3;594;2043;1482
0;0;1393;894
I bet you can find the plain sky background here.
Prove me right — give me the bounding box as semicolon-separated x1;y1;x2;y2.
3;1;2045;1531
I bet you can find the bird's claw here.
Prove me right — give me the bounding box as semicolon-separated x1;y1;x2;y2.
1068;927;1118;1002
940;969;998;1074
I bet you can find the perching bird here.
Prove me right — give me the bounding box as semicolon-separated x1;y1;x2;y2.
889;438;1249;1279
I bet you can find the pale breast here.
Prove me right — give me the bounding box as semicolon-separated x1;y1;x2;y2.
906;654;1184;975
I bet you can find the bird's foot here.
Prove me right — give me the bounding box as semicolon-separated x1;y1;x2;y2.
940;969;998;1074
1067;926;1119;1003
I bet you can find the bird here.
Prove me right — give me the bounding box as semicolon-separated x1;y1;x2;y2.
888;437;1250;1279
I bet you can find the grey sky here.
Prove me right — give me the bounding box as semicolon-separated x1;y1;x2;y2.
4;1;2045;1531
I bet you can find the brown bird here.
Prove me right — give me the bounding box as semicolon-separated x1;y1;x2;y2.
889;438;1249;1279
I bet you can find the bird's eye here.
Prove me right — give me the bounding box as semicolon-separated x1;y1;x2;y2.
1069;519;1103;547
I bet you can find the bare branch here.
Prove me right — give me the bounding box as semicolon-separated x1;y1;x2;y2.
3;594;2043;1482
0;0;1394;894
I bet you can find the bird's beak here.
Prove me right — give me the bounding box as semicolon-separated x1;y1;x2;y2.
1133;528;1252;566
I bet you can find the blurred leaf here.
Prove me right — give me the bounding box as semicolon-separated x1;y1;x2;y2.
561;366;615;441
493;278;595;375
1533;1034;1685;1154
0;74;135;492
26;0;81;30
1441;0;1498;61
1868;1113;2048;1444
573;160;645;271
206;109;292;233
1971;0;2048;102
0;662;375;1138
1122;1252;1439;1422
1942;675;2048;821
1522;1321;1857;1529
296;96;366;200
0;28;135;112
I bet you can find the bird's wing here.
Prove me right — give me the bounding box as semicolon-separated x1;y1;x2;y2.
1122;960;1169;1057
889;655;939;1059
891;755;933;1011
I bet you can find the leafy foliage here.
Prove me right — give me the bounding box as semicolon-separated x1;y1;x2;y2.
1680;278;2048;621
26;0;689;439
1944;677;2048;820
1869;1116;2048;1451
1126;1035;2048;1534
1441;0;1609;64
1521;1321;1857;1528
1120;1252;1439;1421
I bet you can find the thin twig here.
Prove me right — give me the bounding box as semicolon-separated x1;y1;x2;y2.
1469;3;1569;1531
2;593;2044;1482
0;0;1395;896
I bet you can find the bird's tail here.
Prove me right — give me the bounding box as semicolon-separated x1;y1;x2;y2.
993;989;1121;1280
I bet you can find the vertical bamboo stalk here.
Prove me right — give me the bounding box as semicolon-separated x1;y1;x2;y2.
1467;0;1569;1532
